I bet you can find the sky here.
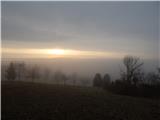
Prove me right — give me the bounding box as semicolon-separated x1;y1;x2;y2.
2;1;159;59
1;1;160;78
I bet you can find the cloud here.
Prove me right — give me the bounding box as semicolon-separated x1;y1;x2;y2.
1;1;159;60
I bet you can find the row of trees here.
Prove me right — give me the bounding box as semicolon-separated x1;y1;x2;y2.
2;62;91;86
93;55;160;98
3;62;40;82
2;55;160;98
93;73;111;88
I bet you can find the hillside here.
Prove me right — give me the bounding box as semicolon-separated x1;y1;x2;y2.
2;81;160;120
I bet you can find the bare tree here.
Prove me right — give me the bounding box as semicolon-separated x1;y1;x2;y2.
54;71;62;84
146;72;159;85
54;71;67;85
43;68;51;81
93;73;102;87
16;62;26;81
28;65;40;82
121;55;143;85
62;74;68;85
157;68;160;81
103;73;111;88
6;62;16;81
1;65;7;81
71;72;77;86
147;68;160;85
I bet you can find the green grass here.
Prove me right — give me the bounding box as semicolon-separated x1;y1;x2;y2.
2;81;160;120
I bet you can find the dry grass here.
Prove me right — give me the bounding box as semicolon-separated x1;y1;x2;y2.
2;81;160;120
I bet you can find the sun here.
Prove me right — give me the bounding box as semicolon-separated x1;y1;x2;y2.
47;49;65;55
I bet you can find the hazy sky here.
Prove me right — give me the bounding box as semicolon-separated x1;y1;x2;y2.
1;1;160;79
2;1;159;60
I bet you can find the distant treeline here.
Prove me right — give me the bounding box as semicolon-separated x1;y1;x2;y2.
93;55;160;98
1;62;91;86
2;55;160;98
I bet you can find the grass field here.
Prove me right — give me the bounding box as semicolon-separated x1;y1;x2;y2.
2;81;160;120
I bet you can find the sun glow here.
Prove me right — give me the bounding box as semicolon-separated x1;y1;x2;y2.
47;49;65;55
2;48;127;59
